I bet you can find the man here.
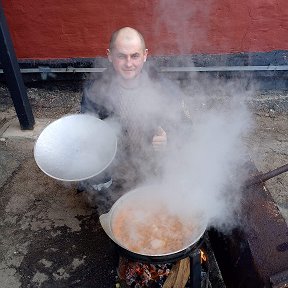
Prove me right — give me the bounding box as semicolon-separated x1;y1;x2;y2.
80;27;184;209
80;27;189;286
82;27;168;147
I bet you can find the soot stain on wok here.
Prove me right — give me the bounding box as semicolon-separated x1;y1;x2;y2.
17;213;117;287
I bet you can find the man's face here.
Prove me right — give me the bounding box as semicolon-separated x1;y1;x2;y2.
108;36;148;81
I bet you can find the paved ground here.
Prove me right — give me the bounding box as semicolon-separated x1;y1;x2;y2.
0;81;287;287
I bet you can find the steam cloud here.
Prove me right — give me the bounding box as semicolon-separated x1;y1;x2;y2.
153;0;212;55
149;0;253;232
159;77;253;231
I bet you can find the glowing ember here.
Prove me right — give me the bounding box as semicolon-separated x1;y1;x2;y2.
117;256;171;287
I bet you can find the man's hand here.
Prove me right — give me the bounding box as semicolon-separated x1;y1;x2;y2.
152;127;167;151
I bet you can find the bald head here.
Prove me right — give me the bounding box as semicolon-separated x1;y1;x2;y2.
107;27;148;81
109;27;146;52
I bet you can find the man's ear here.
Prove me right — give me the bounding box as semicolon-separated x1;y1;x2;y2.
144;49;148;62
107;49;112;62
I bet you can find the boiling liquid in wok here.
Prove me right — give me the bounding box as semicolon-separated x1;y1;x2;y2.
112;206;197;255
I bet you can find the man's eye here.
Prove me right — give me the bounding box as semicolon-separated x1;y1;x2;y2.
118;55;125;59
132;54;140;59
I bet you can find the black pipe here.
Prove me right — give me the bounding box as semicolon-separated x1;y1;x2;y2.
190;250;201;288
246;163;288;187
0;3;35;130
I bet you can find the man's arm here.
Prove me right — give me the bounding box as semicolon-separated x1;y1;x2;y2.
80;93;110;119
80;77;113;120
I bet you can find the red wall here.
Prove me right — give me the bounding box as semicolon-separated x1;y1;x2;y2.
2;0;288;60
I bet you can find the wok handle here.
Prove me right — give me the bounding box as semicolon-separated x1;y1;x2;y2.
246;163;288;187
99;212;114;240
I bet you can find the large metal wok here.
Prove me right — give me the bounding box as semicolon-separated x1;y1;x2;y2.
100;185;208;262
34;114;117;182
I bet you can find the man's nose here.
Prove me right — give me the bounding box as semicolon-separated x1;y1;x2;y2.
125;56;132;66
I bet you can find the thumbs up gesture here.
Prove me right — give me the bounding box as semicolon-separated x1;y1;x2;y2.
152;126;167;151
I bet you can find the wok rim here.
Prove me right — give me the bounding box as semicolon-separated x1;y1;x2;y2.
114;235;205;263
104;185;208;257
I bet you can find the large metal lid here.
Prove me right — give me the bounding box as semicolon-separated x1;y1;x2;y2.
34;114;117;182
